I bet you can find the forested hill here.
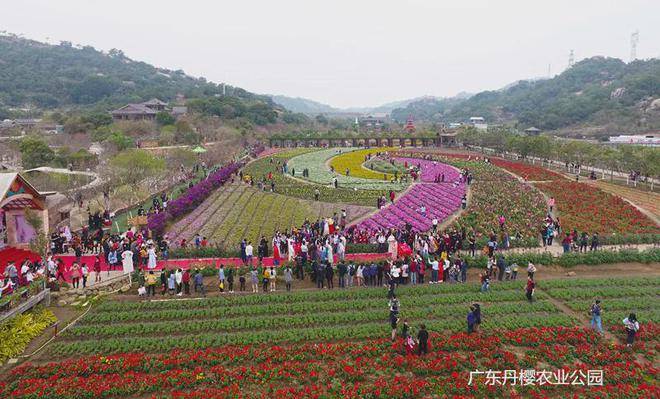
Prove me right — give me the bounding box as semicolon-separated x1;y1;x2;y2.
391;57;660;134
0;34;277;114
270;95;338;114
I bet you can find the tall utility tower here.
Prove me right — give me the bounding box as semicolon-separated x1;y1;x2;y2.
630;31;639;62
568;50;575;68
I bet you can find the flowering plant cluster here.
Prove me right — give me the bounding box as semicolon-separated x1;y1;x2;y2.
4;325;658;399
535;181;660;236
287;148;408;190
328;147;399;180
393;152;547;246
491;158;564;181
147;162;242;236
243;149;385;206
355;157;465;232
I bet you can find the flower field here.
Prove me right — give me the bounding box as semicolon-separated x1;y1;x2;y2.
0;307;56;363
148;162;242;237
454;161;547;246
4;277;659;398
45;281;572;356
328;147;398;180
287;148;408;190
243;149;385;206
4;326;658;399
355;158;465;232
590;180;660;219
534;181;660;236
491;158;564;181
399;153;547;246
363;157;409;175
166;181;372;246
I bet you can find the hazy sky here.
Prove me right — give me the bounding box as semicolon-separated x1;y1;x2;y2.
2;0;659;108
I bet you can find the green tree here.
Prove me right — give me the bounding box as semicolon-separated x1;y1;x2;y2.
19;136;56;169
108;130;134;151
156;111;176;126
315;114;329;125
107;149;166;186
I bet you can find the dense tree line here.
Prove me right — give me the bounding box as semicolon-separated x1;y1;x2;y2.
457;128;660;182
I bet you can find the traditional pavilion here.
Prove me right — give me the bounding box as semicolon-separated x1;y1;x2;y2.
404;115;416;133
0;173;48;249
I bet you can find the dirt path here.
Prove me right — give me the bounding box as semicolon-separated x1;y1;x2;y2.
536;278;649;364
538;287;619;337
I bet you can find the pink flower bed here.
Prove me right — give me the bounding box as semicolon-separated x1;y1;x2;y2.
355;159;465;232
394;157;461;182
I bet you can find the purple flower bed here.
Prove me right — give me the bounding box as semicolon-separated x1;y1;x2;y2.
355;159;465;233
393;157;461;183
148;162;242;236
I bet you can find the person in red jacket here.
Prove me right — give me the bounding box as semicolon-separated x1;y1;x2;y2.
409;258;418;285
182;269;191;295
417;258;426;284
56;259;67;282
526;277;536;302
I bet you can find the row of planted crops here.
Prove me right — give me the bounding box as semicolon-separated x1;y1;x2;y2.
45;276;659;357
2;276;658;398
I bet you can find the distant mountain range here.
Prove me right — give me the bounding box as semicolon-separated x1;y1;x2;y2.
2;31;657;135
268;94;442;115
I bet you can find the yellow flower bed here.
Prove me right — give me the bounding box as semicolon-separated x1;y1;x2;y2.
329;147;398;180
0;307;56;362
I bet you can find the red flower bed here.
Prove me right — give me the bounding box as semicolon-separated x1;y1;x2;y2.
491;158;564;181
3;326;658;399
534;181;660;235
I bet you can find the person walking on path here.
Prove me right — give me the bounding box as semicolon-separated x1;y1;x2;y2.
623;314;640;347
93;255;102;283
175;268;183;296
193;269;205;296
561;233;572;253
269;267;277;292
480;271;490;293
121;248;134;274
226;267;234;293
284;265;293;292
145;271;157;297
590;299;603;335
527;262;536;279
71;262;81;289
250;266;259;293
525;276;536;302
218;264;226;293
417;324;429;356
590;232;600;251
548;197;555;213
147;245;157;270
182;269;190;295
81;264;89;289
325;263;334;289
